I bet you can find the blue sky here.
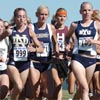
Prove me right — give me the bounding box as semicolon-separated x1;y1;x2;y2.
0;0;100;26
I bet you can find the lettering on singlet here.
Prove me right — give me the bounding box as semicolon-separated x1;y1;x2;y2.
73;21;97;55
78;29;93;54
13;34;28;61
57;33;65;52
33;23;51;58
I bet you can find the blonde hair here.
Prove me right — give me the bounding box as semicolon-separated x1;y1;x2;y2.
80;2;93;10
92;10;100;22
26;16;31;25
36;5;49;16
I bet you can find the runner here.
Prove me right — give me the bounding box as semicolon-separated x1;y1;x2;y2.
66;2;100;100
89;9;100;100
51;8;69;100
0;18;9;100
29;5;59;100
0;8;43;100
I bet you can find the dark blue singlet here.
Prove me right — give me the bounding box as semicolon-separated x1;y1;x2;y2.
30;23;52;72
7;27;31;72
72;21;97;68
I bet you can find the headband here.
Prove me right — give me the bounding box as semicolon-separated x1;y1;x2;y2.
56;10;67;16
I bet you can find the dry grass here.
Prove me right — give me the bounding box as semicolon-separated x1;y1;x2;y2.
4;81;75;100
62;90;74;100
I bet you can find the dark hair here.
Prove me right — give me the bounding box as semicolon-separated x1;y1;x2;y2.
51;15;57;26
4;21;9;28
10;8;27;26
51;8;67;26
14;8;27;17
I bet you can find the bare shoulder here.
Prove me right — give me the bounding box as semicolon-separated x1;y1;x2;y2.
94;21;100;34
70;21;78;29
29;27;36;37
94;20;100;29
68;21;78;35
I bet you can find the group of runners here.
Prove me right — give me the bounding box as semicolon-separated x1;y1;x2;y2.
0;1;100;100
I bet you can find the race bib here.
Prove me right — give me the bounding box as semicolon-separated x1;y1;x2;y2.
58;40;65;51
57;33;65;52
14;47;28;61
36;43;50;57
78;37;92;48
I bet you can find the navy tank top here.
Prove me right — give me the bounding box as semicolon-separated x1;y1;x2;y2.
9;27;31;61
73;21;97;55
30;23;52;63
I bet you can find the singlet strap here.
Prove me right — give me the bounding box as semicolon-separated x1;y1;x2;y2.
47;23;52;41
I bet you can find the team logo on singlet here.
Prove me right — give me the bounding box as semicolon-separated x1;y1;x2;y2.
78;29;93;55
36;33;49;38
13;34;28;46
79;29;91;35
78;29;92;47
57;33;65;52
36;33;50;57
13;34;28;61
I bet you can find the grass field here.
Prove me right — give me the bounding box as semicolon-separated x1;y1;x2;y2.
4;90;74;100
4;81;75;100
62;90;74;100
4;89;75;100
62;81;74;100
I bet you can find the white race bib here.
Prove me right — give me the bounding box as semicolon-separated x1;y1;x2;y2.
57;33;65;52
36;43;50;57
14;46;28;61
78;37;92;49
58;40;65;51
